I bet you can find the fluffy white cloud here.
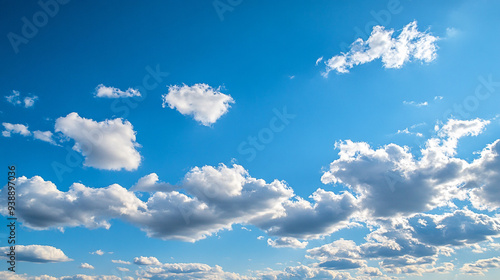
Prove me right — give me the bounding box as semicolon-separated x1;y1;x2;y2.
256;265;354;280
33;130;58;145
131;173;175;192
134;256;162;266
5;90;38;108
90;250;105;255
322;21;438;76
94;84;141;98
320;118;494;218
267;237;308;249
2;123;31;137
461;257;500;275
0;245;72;263
55;112;141;171
0;176;146;230
79;263;94;269
162;83;234;126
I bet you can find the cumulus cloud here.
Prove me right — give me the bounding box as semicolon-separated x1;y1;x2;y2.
461;257;500;275
322;21;438;76
0;176;147;230
2;123;31;137
94;84;141;98
134;256;162;266
5;90;38;108
79;263;94;269
90;250;105;255
131;173;175;192
320;118;493;218
0;245;72;263
409;209;500;246
162;83;234;126
267;237;308;249
55;112;141;171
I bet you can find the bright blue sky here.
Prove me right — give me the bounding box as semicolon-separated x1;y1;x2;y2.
1;0;500;279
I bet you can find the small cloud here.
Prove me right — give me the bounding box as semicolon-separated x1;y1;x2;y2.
5;90;38;108
2;123;31;137
434;96;444;101
117;267;129;272
315;56;323;66
0;245;72;263
241;226;251;232
162;83;234;126
403;100;428;107
90;250;105;255
289;75;295;80
112;259;131;265
267;237;308;249
80;263;94;269
94;84;141;98
134;256;162;266
33;130;58;145
257;236;265;240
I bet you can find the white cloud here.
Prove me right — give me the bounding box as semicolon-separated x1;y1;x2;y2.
5;90;38;108
55;112;141;171
162;83;234;126
461;257;500;275
0;176;146;230
79;263;95;269
90;250;105;255
112;259;131;265
2;123;31;137
33;130;58;145
0;245;72;263
94;84;141;98
315;56;324;66
267;237;308;249
320;118;493;218
322;21;438;76
116;267;129;272
408;209;500;246
134;256;162;266
131;173;175;192
403;100;428;107
357;267;383;276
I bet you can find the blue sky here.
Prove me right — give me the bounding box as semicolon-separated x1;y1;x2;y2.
1;0;500;279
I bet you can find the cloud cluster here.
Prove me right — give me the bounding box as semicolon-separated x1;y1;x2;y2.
55;112;142;171
461;257;500;275
5;90;38;108
2;122;58;145
94;84;141;98
162;83;234;126
267;237;308;249
322;21;438;76
321;119;492;218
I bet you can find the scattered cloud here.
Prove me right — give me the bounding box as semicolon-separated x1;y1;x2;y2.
461;257;500;275
134;256;162;266
79;263;95;269
162;83;234;126
2;123;31;137
94;84;141;98
403;100;428;107
5;90;38;108
112;259;131;265
33;130;58;145
446;27;460;38
315;56;324;66
55;112;141;171
116;267;129;272
322;21;438;76
90;250;105;255
0;245;72;263
267;237;308;249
